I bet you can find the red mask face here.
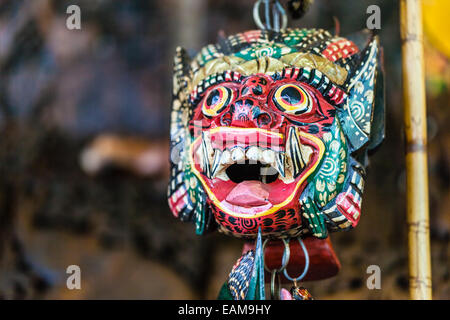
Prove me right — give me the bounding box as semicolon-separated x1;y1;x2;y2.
187;70;343;238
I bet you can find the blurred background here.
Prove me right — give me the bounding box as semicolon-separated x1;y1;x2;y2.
0;0;448;300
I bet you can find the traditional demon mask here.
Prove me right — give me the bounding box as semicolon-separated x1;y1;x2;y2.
168;28;384;240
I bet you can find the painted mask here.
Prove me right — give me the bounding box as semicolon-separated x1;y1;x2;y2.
168;28;384;240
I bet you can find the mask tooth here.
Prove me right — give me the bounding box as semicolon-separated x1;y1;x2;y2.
287;127;306;178
210;149;222;178
246;146;260;164
231;147;245;163
300;144;313;167
201;132;211;177
221;149;233;165
275;152;286;177
261;149;275;165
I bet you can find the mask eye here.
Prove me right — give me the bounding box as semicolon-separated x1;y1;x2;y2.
272;84;312;115
202;86;233;118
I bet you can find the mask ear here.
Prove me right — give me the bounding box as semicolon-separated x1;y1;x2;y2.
168;48;194;221
367;48;385;153
170;46;192;170
337;36;384;154
168;47;216;235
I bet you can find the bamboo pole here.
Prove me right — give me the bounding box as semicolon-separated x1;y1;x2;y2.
400;0;432;300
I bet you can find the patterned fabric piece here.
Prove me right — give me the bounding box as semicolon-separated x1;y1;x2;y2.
227;250;255;300
227;228;265;300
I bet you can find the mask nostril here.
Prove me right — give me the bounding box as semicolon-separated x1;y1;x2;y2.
252;85;263;96
220;111;232;126
256;112;272;127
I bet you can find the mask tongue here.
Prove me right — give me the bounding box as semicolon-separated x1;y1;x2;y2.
225;180;270;207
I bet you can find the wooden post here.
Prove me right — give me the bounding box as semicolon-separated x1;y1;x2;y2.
400;0;432;300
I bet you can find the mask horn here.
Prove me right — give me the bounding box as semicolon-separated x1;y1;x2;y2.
338;36;384;154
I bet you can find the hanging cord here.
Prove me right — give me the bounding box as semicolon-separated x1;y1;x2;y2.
253;0;288;32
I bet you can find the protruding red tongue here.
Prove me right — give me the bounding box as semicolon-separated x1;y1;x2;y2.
225;180;270;207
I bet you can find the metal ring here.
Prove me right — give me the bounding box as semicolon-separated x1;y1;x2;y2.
264;0;271;30
263;238;290;273
253;0;265;30
273;1;280;31
253;0;288;31
283;237;310;282
275;1;288;30
270;270;282;300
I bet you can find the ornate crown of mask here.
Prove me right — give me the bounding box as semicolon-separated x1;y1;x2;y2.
168;28;384;240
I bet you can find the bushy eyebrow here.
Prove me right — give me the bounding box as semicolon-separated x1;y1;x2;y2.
272;67;347;108
189;70;243;105
189;67;347;109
